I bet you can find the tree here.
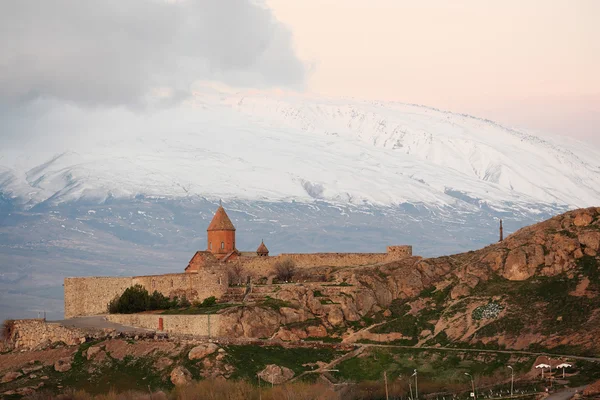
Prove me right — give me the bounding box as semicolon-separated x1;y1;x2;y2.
274;258;296;282
227;264;247;286
108;285;150;314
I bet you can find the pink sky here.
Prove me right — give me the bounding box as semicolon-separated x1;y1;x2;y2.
267;0;599;144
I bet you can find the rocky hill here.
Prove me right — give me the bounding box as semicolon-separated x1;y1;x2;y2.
220;207;600;355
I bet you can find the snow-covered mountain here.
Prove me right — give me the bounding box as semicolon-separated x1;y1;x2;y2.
1;89;599;210
1;88;599;320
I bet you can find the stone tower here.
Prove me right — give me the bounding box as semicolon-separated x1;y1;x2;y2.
207;203;236;258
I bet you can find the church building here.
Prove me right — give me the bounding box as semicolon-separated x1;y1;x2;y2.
184;204;269;273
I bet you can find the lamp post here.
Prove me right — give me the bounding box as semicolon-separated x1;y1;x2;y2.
508;366;514;398
412;370;418;400
465;373;476;400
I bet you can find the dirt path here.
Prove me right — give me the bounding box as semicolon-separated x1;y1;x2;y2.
291;346;366;383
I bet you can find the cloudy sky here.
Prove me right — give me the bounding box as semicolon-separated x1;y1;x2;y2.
1;0;598;146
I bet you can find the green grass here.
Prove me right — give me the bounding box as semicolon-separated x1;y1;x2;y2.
578;255;599;283
283;318;321;330
39;341;172;395
224;345;343;381
303;336;343;343
259;296;296;310
335;347;535;385
470;271;600;337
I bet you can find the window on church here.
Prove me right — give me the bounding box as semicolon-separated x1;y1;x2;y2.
209;242;212;250
221;242;224;249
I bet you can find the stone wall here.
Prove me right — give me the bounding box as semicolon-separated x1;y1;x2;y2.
7;319;86;350
64;268;228;319
106;314;221;337
241;246;412;276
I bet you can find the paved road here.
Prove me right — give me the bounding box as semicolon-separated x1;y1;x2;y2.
52;315;153;333
545;386;587;400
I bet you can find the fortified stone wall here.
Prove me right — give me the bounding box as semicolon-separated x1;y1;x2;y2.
7;319;86;350
64;268;228;318
106;314;221;337
242;246;413;276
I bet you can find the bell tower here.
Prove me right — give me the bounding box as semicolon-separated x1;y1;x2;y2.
207;202;236;258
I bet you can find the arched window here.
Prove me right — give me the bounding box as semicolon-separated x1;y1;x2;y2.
209;242;212;250
221;241;224;249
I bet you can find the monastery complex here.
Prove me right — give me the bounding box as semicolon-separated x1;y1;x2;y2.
64;204;413;319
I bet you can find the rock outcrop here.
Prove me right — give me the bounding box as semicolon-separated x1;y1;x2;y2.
170;366;192;386
188;343;219;360
258;364;295;385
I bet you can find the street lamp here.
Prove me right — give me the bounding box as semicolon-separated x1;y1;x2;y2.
465;373;476;400
507;366;514;398
412;369;418;400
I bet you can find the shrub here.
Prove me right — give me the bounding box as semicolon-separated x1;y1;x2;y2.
178;295;191;308
108;285;150;314
201;296;217;307
274;258;296;282
148;291;170;310
1;319;15;342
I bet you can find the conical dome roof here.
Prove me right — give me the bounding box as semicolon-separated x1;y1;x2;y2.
257;240;269;254
207;206;236;231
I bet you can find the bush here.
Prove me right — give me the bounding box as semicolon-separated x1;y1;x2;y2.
108;285;150;314
149;291;170;310
274;258;296;282
201;296;217;307
1;319;15;342
179;295;191;308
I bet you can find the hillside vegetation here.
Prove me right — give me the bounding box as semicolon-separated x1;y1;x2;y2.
219;207;600;355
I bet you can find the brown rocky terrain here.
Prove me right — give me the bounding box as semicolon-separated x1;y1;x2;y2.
219;207;600;354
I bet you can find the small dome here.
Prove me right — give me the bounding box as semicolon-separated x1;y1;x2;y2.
257;240;269;255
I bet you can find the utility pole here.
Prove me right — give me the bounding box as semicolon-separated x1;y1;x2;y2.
384;371;389;400
508;366;514;398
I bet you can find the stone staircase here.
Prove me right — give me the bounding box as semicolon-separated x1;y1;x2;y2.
218;286;246;303
219;284;281;304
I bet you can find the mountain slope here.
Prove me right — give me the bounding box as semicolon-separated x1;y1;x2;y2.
1;89;599;209
0;90;599;321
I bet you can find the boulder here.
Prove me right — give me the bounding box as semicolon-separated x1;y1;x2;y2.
306;325;328;338
1;371;22;383
21;365;43;374
188;343;219;360
155;357;174;371
584;379;600;396
54;358;72;373
503;249;535;281
382;309;392;318
86;346;102;360
170;366;192;386
574;212;593;227
326;307;345;326
579;232;600;252
258;364;295;385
